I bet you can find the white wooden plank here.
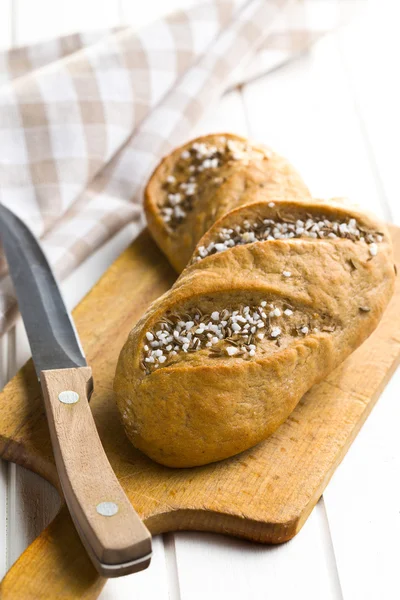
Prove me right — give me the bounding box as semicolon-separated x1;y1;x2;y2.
7;466;61;569
321;12;400;595
14;0;122;45
175;499;341;600
0;0;12;50
323;369;400;600
190;87;248;139
336;0;399;224
0;334;9;579
4;319;60;571
163;533;181;600
100;535;170;600
6;326;59;571
0;459;7;579
242;33;386;220
4;326;18;572
12;318;30;375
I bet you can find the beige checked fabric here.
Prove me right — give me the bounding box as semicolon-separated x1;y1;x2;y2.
0;0;357;335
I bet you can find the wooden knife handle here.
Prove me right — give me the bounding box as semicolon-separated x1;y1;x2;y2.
40;366;152;577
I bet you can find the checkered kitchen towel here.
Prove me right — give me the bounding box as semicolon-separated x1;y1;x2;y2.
0;0;357;335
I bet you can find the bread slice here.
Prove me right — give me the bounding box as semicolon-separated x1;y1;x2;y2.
144;133;310;271
114;198;395;467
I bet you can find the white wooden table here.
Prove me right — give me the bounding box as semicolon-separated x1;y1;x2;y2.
1;1;399;598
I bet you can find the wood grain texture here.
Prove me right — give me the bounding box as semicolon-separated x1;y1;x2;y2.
40;367;151;575
0;225;399;598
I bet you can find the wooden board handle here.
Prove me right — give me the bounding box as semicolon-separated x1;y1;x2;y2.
40;367;152;577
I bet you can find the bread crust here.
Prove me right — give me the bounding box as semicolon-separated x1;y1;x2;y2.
115;194;395;467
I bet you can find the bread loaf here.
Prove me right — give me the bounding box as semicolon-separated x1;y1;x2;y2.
144;133;310;271
115;153;395;467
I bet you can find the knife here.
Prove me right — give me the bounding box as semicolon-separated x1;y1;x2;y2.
0;204;152;578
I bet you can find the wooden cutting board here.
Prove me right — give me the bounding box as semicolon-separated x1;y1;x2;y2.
1;226;400;599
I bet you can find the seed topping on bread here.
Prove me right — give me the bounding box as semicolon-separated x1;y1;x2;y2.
159;137;269;228
193;215;384;262
141;300;334;374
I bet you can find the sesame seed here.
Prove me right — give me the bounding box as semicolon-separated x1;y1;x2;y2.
284;309;293;316
168;193;181;205
268;202;275;208
282;270;291;277
369;243;378;256
301;326;309;334
270;327;281;338
226;346;239;356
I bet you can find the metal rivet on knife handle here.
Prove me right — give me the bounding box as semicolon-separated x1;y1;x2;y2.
58;390;80;404
97;502;119;517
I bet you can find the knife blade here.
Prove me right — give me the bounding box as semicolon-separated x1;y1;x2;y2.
0;204;152;578
0;205;86;376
